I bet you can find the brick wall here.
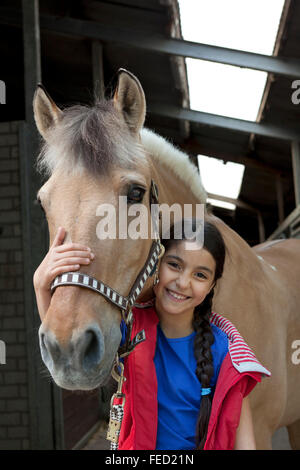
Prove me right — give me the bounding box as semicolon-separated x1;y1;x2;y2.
0;122;107;449
0;121;30;450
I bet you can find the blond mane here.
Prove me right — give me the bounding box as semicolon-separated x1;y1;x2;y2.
140;128;207;203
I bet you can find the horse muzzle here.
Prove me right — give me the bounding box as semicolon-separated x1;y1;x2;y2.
38;322;112;390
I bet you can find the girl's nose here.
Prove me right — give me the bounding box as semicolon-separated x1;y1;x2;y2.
176;272;190;290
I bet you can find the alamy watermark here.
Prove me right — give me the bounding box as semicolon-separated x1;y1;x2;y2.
95;199;205;249
291;340;300;365
0;80;5;104
0;340;6;365
291;80;300;105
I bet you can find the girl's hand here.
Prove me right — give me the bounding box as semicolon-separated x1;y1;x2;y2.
33;227;95;292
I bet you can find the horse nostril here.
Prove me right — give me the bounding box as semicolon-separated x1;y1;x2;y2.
39;332;49;363
39;331;61;365
82;328;103;372
40;332;46;350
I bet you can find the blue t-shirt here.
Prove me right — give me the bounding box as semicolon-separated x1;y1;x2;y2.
119;319;228;450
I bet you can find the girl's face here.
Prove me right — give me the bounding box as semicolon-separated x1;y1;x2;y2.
154;241;216;319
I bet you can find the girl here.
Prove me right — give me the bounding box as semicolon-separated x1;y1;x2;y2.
34;219;269;450
117;218;270;451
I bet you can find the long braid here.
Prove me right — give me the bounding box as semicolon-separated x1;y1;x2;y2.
160;217;226;449
192;289;215;450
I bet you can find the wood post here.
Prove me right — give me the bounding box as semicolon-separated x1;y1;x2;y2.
291;141;300;207
275;175;285;224
92;40;105;101
20;0;64;449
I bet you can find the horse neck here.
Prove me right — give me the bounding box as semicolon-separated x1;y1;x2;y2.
211;214;265;273
209;215;272;329
148;155;203;207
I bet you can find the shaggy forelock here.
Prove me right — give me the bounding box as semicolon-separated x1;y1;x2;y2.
37;100;147;176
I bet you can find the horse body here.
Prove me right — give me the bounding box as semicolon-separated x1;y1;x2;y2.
212;227;300;448
252;240;300;434
145;148;300;449
33;70;300;449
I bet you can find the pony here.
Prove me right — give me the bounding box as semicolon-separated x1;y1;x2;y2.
33;69;300;450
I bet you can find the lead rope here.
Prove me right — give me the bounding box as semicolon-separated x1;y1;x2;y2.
106;357;126;450
105;305;147;449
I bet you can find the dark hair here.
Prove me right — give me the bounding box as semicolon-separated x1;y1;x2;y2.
161;218;226;450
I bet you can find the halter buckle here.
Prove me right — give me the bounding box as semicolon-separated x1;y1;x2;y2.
119;329;146;359
157;241;165;259
107;360;126;446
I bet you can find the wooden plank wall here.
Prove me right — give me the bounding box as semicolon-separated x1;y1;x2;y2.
63;388;101;449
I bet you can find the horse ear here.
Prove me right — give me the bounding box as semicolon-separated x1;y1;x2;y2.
113;69;146;134
33;84;63;140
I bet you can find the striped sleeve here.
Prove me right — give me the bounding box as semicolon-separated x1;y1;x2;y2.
210;312;271;377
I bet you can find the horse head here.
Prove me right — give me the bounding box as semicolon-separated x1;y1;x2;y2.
33;70;155;390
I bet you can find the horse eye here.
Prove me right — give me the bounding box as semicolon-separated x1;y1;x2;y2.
127;186;145;204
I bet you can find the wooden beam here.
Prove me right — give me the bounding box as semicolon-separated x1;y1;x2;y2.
20;0;64;450
1;8;300;79
291;141;300;207
91;40;105;101
247;0;293;151
147;103;300;142
181;139;288;178
267;205;300;240
36;14;300;79
257;212;266;243
207;192;259;213
207;192;265;242
22;0;41;122
275;175;285;224
1;9;300;140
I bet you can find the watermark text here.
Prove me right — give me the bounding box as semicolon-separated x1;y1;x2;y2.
0;340;6;365
291;340;300;365
95;199;205;249
0;80;5;104
291;80;300;105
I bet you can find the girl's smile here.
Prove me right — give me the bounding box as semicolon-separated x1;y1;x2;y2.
165;288;191;302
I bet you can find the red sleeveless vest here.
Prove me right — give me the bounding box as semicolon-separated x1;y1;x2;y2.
117;303;270;450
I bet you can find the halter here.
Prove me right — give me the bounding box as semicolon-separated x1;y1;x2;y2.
50;240;162;321
50;179;163;341
50;179;165;448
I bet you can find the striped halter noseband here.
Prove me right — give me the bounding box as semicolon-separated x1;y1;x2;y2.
50;241;162;318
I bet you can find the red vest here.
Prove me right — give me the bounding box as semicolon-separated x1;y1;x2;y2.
118;303;271;450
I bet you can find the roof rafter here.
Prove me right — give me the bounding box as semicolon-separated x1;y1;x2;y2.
148;102;300;141
1;8;300;78
1;7;299;141
37;14;300;79
181;138;289;178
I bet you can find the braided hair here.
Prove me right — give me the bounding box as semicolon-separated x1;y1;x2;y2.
161;218;226;450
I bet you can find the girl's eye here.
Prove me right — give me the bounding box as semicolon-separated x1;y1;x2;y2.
195;272;207;279
168;262;180;269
